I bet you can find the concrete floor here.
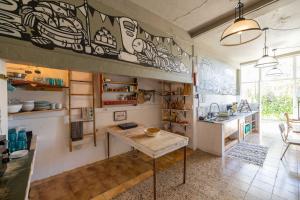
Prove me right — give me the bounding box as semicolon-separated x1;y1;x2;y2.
29;122;300;200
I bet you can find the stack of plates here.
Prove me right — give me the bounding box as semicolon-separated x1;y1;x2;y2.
34;101;51;111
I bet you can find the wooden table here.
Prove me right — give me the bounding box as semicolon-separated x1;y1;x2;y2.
106;125;189;200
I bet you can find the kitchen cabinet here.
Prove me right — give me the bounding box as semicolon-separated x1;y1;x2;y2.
197;111;259;156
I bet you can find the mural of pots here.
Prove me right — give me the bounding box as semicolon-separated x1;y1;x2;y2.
0;0;191;74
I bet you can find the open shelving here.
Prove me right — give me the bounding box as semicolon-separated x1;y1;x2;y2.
161;81;193;135
10;79;69;91
99;73;138;107
8;108;66;117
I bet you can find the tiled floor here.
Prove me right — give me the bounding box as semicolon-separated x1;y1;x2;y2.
30;123;300;200
29;148;193;200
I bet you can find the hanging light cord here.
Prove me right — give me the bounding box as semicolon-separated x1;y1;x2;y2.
272;46;300;51
173;0;210;22
269;27;300;31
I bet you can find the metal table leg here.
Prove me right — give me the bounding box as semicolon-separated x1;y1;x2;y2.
153;158;157;200
183;146;186;184
107;132;110;159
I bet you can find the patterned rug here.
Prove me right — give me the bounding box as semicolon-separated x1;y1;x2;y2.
226;142;268;166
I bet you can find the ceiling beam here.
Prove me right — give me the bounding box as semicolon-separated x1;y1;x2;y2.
189;0;294;38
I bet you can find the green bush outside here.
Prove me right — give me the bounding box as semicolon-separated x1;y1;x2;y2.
261;94;293;120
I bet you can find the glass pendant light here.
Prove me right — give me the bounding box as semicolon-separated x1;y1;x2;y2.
266;67;283;76
266;49;283;76
220;0;262;46
255;28;279;68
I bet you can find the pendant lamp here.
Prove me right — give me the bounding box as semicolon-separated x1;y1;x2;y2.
220;0;262;46
266;67;283;76
266;49;282;76
255;28;279;68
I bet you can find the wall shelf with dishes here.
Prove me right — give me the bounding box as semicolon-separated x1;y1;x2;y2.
7;63;69;92
6;63;68;117
10;79;69;91
99;73;138;107
8;108;66;117
161;82;193;135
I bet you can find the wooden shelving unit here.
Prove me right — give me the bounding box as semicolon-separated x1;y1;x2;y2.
68;71;96;152
103;100;137;106
161;82;192;135
99;73;138;107
8;108;66;117
10;79;69;91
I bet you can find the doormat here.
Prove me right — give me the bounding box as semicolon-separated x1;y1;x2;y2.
227;142;268;166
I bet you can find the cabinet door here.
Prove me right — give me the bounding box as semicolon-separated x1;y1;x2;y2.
239;121;245;141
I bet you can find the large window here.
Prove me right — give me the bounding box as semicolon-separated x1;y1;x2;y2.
241;54;300;120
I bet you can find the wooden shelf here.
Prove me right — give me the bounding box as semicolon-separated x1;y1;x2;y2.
103;100;137;105
225;138;238;151
70;93;93;96
103;81;137;85
8;108;66;116
103;91;137;93
162;120;191;126
11;79;68;91
70;80;92;83
161;108;192;112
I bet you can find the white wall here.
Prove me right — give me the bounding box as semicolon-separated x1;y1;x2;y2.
0;60;7;137
8;78;161;181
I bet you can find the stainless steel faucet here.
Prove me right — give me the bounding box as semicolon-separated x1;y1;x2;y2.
207;103;220;119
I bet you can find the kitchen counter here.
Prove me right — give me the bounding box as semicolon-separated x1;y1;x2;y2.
197;111;260;156
0;135;36;200
200;111;259;124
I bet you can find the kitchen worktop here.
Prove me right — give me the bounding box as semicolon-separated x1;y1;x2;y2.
0;136;36;200
199;111;259;124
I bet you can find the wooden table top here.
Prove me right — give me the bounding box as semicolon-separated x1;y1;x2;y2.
107;125;189;159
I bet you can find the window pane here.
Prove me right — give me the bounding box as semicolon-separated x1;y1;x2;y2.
261;80;294;120
296;56;300;78
241;83;259;103
261;57;293;81
241;64;259;82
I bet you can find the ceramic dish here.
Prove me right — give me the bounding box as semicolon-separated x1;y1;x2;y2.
8;104;23;113
144;127;160;137
22;104;35;112
10;150;28;159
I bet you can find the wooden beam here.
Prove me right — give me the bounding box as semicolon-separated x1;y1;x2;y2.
189;0;293;38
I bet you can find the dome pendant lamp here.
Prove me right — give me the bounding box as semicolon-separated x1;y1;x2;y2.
220;0;262;46
255;28;279;68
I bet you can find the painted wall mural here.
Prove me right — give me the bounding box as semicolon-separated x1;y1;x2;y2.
0;0;191;74
197;58;237;95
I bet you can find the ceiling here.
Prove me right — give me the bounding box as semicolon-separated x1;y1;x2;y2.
128;0;300;64
128;0;260;31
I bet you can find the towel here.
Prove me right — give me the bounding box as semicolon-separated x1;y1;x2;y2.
71;121;83;141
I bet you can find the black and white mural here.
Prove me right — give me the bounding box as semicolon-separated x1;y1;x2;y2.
0;0;191;74
197;58;237;95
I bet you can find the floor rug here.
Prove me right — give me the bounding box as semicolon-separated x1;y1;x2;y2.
226;142;268;166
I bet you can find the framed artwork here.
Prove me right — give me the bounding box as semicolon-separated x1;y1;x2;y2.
114;111;127;121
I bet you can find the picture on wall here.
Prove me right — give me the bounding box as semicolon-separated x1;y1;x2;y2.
114;111;127;121
0;0;191;74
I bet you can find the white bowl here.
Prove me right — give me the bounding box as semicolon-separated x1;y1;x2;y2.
23;100;34;105
22;104;34;112
8;104;23;113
